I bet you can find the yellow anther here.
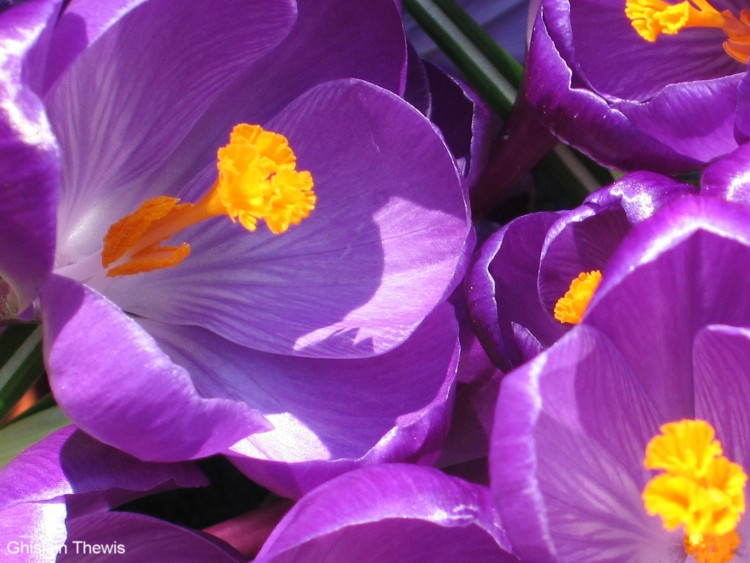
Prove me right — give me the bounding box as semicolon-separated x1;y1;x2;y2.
101;124;315;277
642;420;747;562
625;0;750;63
553;270;602;324
107;242;190;278
102;196;188;268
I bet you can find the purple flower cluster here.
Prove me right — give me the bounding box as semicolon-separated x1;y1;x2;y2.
4;0;750;560
489;186;750;560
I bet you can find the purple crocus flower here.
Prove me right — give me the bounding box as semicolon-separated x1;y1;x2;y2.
491;195;750;561
466;172;695;372
0;426;244;561
525;0;750;172
1;0;471;494
255;463;518;562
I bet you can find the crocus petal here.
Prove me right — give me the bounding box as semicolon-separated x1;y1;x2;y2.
42;0;150;94
0;0;61;313
735;72;750;143
454;289;502;385
491;326;676;562
229;0;407;106
0;426;206;559
614;77;741;163
256;464;515;562
49;0;298;258
538;207;631;313
111;79;469;359
537;172;695;312
181;0;407;140
582;172;697;223
145;303;459;497
586;197;750;414
700;142;750;205
693;325;750;463
423;63;495;189
39;275;267;461
0;502;68;561
404;43;432;116
0;426;205;511
439;372;501;469
468;173;694;373
467;211;562;371
62;512;242;562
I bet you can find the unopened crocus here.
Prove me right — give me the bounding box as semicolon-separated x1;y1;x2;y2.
466;172;695;372
0;426;244;562
524;0;750;172
491;196;750;561
0;0;471;494
254;463;518;562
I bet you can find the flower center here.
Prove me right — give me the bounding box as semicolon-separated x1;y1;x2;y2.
625;0;750;63
553;270;602;324
101;124;315;277
642;419;747;563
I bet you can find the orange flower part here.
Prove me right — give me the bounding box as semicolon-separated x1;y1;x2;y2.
101;124;315;277
553;270;602;324
642;419;747;563
625;0;750;63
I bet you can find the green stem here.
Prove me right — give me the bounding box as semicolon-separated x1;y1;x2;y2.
404;0;520;115
404;0;615;203
543;145;611;200
0;325;44;422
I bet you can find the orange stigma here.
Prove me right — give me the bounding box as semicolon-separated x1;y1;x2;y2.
101;124;316;277
642;420;747;563
625;0;750;63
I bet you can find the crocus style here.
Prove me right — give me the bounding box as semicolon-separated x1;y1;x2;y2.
525;0;750;172
467;172;695;372
0;0;470;492
0;426;244;562
491;196;750;561
255;464;518;562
